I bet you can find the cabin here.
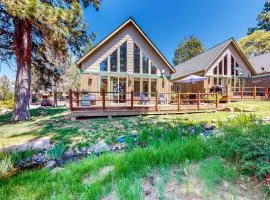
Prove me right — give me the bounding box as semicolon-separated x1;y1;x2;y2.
171;38;257;94
76;17;175;107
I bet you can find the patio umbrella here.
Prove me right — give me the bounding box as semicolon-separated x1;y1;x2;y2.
177;75;208;92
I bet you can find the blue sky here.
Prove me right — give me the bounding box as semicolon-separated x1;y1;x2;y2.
0;0;265;79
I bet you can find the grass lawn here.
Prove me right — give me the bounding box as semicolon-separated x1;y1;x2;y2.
1;101;270;149
0;101;270;199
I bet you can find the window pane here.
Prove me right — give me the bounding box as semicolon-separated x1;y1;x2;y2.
143;54;149;74
151;63;157;74
218;61;222;75
235;63;239;76
224;55;227;75
231;56;235;76
110;50;117;72
213;66;217;75
100;58;108;71
134;78;140;96
214;77;217;85
120;42;127;72
143;79;149;96
151;79;157;97
134;43;140;73
100;76;108;93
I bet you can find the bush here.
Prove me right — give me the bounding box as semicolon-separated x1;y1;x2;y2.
0;99;14;110
218;115;270;181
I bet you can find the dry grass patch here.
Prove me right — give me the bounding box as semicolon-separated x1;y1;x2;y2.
82;165;114;185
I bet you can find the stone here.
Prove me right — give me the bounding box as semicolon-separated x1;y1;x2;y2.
93;140;110;155
223;107;234;112
45;160;56;169
243;108;254;112
33;153;46;164
63;149;75;158
51;167;64;174
223;181;230;189
203;124;216;130
234;107;242;112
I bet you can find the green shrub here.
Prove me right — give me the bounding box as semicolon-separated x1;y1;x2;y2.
47;142;65;160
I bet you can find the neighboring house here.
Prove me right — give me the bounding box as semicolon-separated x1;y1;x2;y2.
76;17;175;105
248;53;270;88
171;38;256;92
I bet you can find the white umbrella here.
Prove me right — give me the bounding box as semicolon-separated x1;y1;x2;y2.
178;75;208;84
177;75;208;92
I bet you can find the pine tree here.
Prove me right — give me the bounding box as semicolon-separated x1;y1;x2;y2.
0;0;100;121
173;36;204;65
248;0;270;34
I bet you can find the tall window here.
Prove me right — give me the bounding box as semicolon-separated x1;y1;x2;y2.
143;54;149;74
134;43;140;73
231;56;235;76
143;79;149;96
151;63;157;74
151;79;157;97
120;42;127;72
218;61;222;75
134;78;140;96
235;62;239;76
100;76;108;93
213;66;217;75
214;77;217;85
100;58;108;71
110;50;118;72
224;55;228;75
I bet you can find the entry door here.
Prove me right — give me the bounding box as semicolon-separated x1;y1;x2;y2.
110;77;127;104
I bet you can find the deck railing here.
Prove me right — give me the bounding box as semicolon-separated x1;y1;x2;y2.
225;85;269;100
68;89;219;112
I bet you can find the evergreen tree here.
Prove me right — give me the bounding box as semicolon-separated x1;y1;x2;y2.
0;0;100;121
248;0;270;34
173;36;204;65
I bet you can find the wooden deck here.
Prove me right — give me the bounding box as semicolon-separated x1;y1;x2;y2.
69;90;219;119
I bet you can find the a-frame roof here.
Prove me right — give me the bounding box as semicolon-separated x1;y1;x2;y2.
172;38;256;80
76;17;175;73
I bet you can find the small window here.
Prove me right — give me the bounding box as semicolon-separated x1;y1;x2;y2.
143;54;149;74
100;58;108;71
88;79;92;86
151;63;157;74
218;61;222;75
224;55;227;75
120;42;127;72
214;77;217;85
110;50;118;72
218;78;222;85
134;43;140;73
235;63;239;76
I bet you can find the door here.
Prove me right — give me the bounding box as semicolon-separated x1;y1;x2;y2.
110;77;127;104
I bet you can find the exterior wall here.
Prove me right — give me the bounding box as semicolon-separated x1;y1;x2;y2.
79;24;172;95
205;44;251;90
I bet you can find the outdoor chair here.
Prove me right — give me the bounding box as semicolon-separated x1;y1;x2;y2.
158;94;167;104
139;93;150;105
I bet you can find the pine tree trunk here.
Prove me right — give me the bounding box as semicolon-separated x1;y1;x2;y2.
12;18;32;121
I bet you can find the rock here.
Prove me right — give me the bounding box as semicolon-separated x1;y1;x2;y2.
262;117;270;123
203;124;216;130
223;107;234;112
86;146;94;154
234;107;242;112
93;140;110;155
223;181;230;189
116;134;137;143
189;126;196;134
51;167;64;174
243;108;254;112
63;149;75;158
33;153;46;164
45;160;56;169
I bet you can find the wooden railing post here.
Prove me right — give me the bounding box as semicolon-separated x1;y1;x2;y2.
69;89;73;111
178;91;181;111
226;85;230;102
102;89;106;111
131;91;134;110
76;89;79;107
215;92;219;109
241;86;244;99
155;91;158;111
197;91;200;110
253;86;257;99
